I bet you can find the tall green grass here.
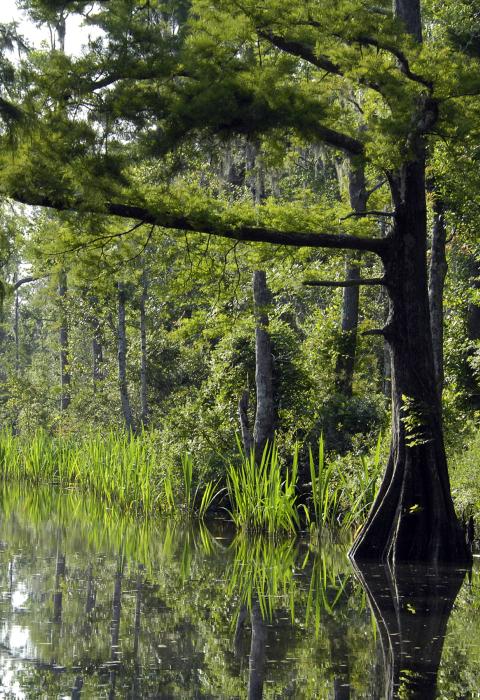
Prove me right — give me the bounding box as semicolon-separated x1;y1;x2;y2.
0;428;383;533
226;441;299;535
0;428;221;518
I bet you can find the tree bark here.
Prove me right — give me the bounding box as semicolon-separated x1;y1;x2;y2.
14;282;20;375
139;269;149;427
58;270;71;411
92;317;104;387
428;195;447;395
252;271;274;461
351;161;469;564
117;282;134;432
350;0;469;566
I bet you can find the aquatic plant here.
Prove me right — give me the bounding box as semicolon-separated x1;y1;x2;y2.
226;440;300;535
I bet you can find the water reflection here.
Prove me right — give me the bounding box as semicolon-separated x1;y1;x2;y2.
0;485;476;698
354;562;465;700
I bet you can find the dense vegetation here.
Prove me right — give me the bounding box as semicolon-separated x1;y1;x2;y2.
0;0;480;559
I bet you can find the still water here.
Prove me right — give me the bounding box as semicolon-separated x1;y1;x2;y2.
0;486;478;699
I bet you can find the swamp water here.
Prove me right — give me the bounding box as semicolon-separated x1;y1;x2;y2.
0;487;478;699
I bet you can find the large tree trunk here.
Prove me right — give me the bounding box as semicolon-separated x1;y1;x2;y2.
350;0;469;566
58;270;71;411
117;282;134;432
139;269;149;427
252;271;274;461
428;195;447;394
351;161;468;564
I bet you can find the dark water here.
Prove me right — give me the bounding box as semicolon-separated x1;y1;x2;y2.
0;487;478;699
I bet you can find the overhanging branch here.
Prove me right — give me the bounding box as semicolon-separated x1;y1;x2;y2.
303;277;385;287
9;191;389;258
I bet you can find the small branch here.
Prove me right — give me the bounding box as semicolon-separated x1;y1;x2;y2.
362;328;385;337
13;275;49;290
340;210;394;221
366;179;387;198
303;277;385;288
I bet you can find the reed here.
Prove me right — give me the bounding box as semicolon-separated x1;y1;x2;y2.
226;440;300;535
0;428;382;532
0;429;220;518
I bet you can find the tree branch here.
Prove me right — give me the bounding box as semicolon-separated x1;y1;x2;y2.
303;277;385;287
9;190;389;258
13;275;49;290
340;210;394;221
258;29;382;95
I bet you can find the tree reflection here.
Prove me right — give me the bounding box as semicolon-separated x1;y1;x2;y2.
353;561;466;699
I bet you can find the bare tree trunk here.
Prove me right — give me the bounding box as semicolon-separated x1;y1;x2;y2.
92;317;104;388
335;162;367;396
252;271;274;461
59;270;71;411
117;282;134;432
139;270;149;427
13;272;20;375
238;390;253;456
428;195;447;396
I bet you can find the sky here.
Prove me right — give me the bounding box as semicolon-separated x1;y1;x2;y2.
0;0;99;55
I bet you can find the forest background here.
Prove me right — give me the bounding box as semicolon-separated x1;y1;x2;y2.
0;0;480;536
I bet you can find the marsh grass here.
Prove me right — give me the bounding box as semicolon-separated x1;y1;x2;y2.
0;428;382;531
0;428;221;518
226;440;299;535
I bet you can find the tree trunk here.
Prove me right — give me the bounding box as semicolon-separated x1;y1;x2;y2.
428;195;447;395
335;163;367;396
335;255;360;397
351;161;469;564
252;271;274;461
139;270;149;427
350;0;469;567
238;389;253;456
59;270;71;411
117;282;134;432
92;317;104;387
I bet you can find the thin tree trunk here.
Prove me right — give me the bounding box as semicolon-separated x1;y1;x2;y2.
252;271;274;461
13;271;20;375
139;270;149;427
238;390;253;456
92;317;104;388
335;162;367;396
59;270;71;411
117;282;134;432
428;195;447;395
